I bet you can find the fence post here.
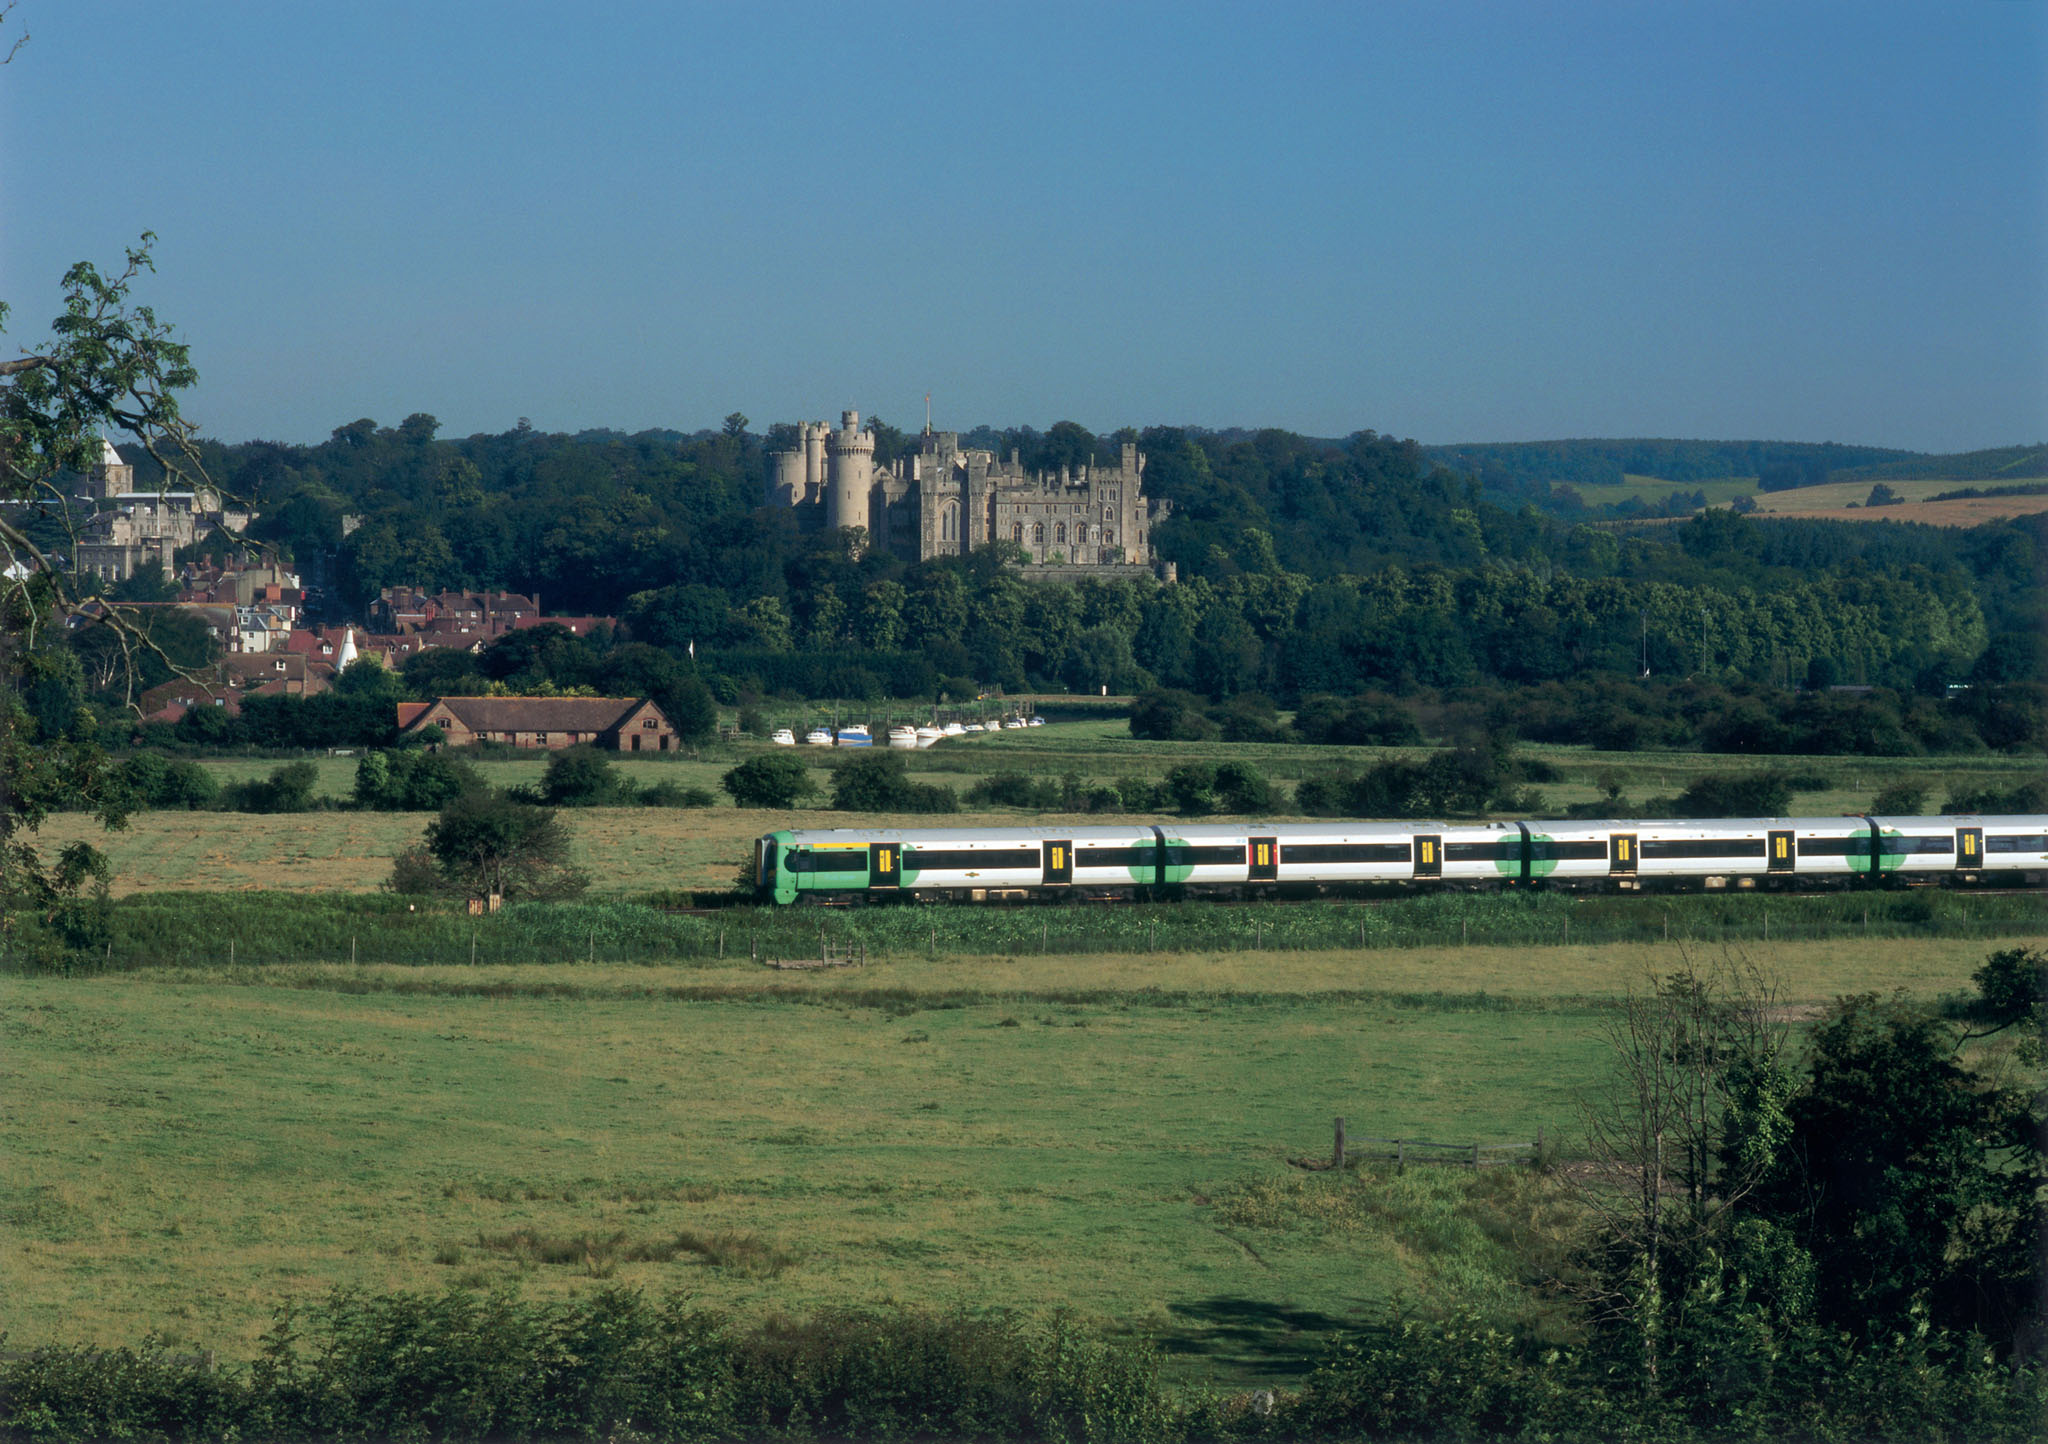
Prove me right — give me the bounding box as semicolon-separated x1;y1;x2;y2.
351;935;357;966
1763;909;1768;941
469;928;476;967
1472;1141;1481;1169
229;937;234;967
718;928;724;959
1396;1139;1404;1170
1333;1117;1346;1171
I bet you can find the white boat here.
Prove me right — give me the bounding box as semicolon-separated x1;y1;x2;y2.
836;725;872;748
887;725;918;749
915;726;943;748
770;728;797;746
805;727;834;746
1003;717;1027;729
1026;716;1044;726
942;722;967;737
964;722;986;733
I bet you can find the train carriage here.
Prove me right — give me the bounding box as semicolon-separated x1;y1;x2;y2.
753;814;2048;905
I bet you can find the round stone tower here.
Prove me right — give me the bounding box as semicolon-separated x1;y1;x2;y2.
825;410;874;534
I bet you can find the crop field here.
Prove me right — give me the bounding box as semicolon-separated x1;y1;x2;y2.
32;726;2047;897
1553;474;1761;509
0;934;2022;1386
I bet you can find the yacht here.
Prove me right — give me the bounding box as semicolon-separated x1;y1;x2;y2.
835;724;873;748
1003;717;1027;729
887;725;918;749
915;725;944;748
770;728;797;746
942;722;967;737
1026;715;1045;726
805;726;834;746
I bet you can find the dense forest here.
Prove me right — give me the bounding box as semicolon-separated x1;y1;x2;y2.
50;416;2043;755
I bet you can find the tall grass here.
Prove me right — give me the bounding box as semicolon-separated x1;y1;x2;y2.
3;887;2039;972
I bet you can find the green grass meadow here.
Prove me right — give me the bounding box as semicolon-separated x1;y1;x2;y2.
2;934;2034;1385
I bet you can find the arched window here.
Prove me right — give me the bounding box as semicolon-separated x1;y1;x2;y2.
942;503;960;542
1075;524;1087;546
1054;522;1066;545
1012;522;1023;543
1033;523;1044;545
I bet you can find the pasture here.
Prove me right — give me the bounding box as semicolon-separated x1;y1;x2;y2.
0;934;2021;1385
32;724;2046;896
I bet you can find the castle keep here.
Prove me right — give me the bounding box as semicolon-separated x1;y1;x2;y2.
768;411;1170;572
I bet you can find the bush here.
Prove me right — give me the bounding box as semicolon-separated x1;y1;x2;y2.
418;793;588;900
1213;762;1281;813
967;773;1044;808
721;754;817;809
641;781;715;808
353;749;485;811
1128;689;1217;741
1869;781;1928;815
1665;770;1796;818
223;761;319;814
114;752;219;810
536;750;635;807
1946;777;2048;814
829;752;957;814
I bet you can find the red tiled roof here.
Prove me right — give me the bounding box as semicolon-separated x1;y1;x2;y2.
395;702;430;729
406;696;660;735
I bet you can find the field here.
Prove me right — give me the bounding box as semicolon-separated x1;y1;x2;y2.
1741;475;2048;525
31;723;2046;897
1;935;2026;1386
1552;473;1760;509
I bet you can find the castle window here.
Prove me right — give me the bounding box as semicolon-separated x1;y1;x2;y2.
1012;522;1023;543
1054;522;1065;545
1033;523;1044;545
1075;525;1087;546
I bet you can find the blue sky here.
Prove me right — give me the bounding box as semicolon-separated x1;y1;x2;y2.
2;1;2043;451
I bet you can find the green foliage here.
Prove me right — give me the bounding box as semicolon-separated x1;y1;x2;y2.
1660;769;1794;818
828;752;957;814
114;752;219;811
1291;692;1421;746
534;749;635;807
1128;689;1217;741
224;761;320;814
418;793;587;900
352;749;483;811
0;1293;1181;1444
1870;780;1928;814
720;754;817;809
1946;776;2048;813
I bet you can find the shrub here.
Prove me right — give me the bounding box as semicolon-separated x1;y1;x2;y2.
354;749;484;811
1666;770;1796;818
419;793;588;900
641;781;715;808
830;752;957;814
537;749;635;806
1212;762;1280;814
965;773;1058;809
1128;689;1217;741
224;761;320;814
1946;777;2048;814
721;754;817;809
115;752;220;810
1869;781;1928;815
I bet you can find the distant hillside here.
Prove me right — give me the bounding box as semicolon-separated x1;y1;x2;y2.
1845;443;2048;485
1422;438;1913;496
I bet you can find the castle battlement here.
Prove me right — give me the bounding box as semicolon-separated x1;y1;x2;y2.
767;410;1169;572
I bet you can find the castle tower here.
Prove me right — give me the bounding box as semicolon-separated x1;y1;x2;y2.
90;437;133;500
825;410;875;535
804;421;828;500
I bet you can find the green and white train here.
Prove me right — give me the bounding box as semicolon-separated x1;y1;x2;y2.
750;815;2048;904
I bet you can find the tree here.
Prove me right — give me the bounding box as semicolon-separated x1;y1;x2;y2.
722;411;749;439
720;754;816;809
828;751;956;814
2;234;208;930
419;792;587;899
536;749;633;807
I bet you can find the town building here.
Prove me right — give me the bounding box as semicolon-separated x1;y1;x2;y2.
73;439;253;585
767;411;1172;574
396;695;677;751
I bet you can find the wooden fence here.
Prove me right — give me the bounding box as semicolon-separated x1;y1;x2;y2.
1305;1117;1542;1171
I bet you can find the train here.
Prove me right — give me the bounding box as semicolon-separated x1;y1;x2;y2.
749;815;2048;905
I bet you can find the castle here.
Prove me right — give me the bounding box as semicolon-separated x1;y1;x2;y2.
73;439;251;585
767;411;1171;574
